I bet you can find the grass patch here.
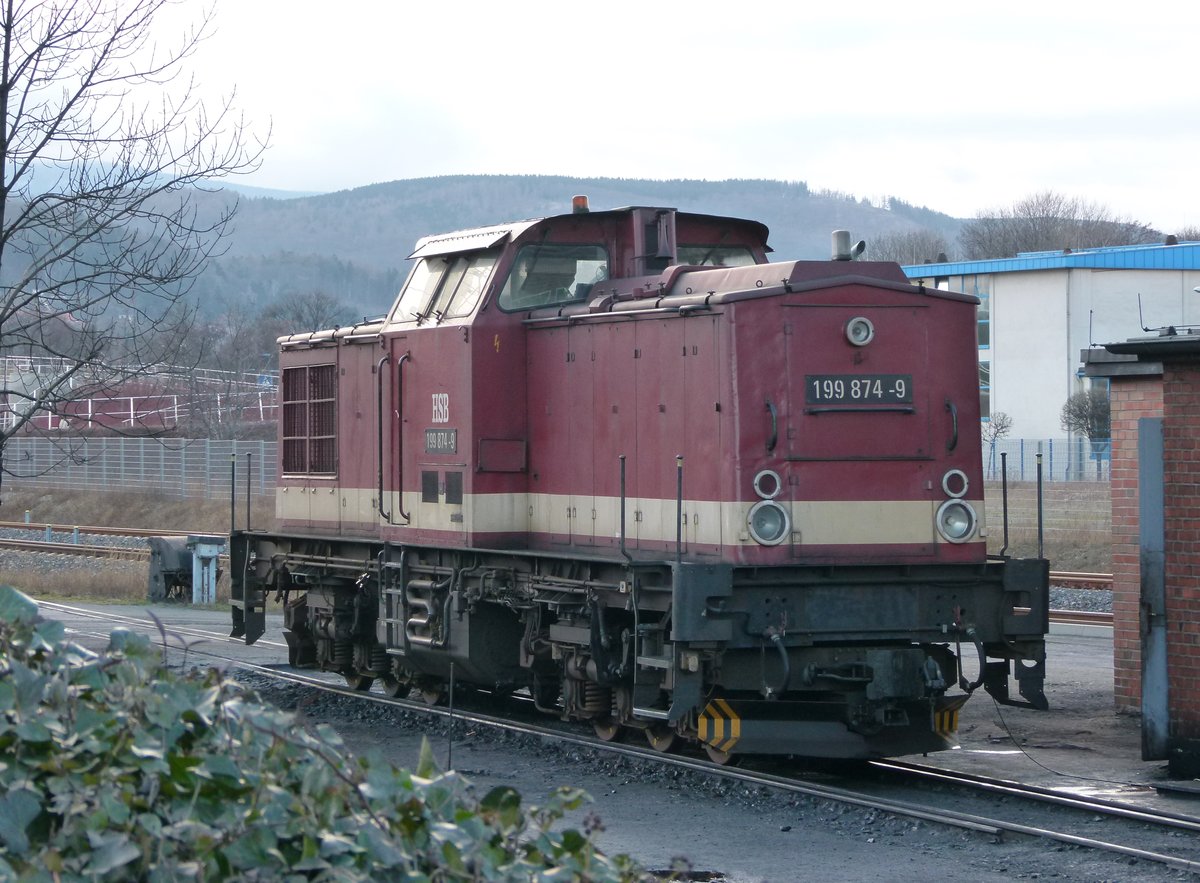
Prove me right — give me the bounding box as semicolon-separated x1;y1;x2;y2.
0;488;274;533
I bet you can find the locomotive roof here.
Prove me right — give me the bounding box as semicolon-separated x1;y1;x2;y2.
407;206;771;259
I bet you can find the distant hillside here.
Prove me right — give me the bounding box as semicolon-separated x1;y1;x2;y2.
191;175;963;318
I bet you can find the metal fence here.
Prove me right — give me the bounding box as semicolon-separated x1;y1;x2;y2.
985;438;1110;482
2;436;276;500
0;435;1111;503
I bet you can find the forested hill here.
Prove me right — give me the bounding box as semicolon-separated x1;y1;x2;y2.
191;175;962;319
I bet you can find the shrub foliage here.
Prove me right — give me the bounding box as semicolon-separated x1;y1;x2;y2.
0;586;645;881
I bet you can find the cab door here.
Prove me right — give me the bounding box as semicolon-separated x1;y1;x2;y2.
394;327;469;543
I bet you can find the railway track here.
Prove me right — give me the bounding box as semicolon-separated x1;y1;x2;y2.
1047;570;1114;589
0;519;193;538
0;524;1118;586
29;599;1198;877
1;536;1118;625
0;536;152;562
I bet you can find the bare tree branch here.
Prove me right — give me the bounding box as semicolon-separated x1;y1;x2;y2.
0;0;266;491
959;191;1158;260
868;228;951;265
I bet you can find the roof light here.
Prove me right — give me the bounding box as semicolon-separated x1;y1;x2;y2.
572;195;589;214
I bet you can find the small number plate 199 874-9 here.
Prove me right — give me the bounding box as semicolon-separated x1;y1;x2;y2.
805;374;913;405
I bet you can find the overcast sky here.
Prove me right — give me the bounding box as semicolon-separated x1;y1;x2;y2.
187;0;1199;231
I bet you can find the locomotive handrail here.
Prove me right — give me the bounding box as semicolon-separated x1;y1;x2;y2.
945;398;959;451
376;352;392;524
804;405;915;414
396;351;412;523
764;400;778;452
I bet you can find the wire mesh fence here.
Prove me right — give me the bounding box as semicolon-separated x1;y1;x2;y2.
2;437;275;500
0;436;1113;571
985;437;1110;482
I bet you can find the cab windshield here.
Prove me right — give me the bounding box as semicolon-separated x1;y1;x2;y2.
389;250;498;324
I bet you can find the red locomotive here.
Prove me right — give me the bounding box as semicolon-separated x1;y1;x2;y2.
232;197;1048;761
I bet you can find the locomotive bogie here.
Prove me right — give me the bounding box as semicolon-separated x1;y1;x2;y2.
230;200;1051;760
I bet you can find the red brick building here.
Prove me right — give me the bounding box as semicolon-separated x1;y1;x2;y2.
1085;349;1163;713
1089;334;1200;777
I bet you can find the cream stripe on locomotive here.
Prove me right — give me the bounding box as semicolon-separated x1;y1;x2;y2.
280;484;985;546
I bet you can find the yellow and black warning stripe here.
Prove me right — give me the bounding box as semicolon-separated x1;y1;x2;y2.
934;706;960;735
933;694;969;735
698;698;741;752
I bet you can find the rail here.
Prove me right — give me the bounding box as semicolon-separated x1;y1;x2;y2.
0;520;192;538
0;537;151;562
1049;570;1113;588
0;527;1118;588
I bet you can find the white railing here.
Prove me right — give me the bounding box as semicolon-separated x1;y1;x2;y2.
0;356;276;392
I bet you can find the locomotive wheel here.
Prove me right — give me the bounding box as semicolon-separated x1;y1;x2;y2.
703;743;736;765
418;684;445;706
344;672;375;692
645;725;677;753
592;718;623;742
381;676;409;698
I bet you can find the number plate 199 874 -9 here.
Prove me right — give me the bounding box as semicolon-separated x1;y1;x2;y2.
806;374;913;405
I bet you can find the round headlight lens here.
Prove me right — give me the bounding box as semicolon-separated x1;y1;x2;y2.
753;469;783;500
846;317;875;347
935;499;977;543
941;469;969;499
748;500;790;546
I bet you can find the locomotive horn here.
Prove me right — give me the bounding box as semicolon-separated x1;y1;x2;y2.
831;230;866;261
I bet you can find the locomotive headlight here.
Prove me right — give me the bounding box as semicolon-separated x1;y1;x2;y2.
935;499;977;543
845;316;875;347
748;500;790;546
941;469;969;498
753;469;783;500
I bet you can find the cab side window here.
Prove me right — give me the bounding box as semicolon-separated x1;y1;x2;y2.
498;244;608;311
676;245;757;267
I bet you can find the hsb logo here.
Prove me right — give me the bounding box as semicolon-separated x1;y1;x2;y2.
432;393;450;423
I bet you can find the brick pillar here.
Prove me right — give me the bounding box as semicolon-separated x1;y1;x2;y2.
1161;363;1200;775
1108;376;1163;712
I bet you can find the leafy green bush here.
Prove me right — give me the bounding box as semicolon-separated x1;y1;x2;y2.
0;586;646;881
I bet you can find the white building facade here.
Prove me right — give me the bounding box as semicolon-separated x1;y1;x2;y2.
903;241;1200;440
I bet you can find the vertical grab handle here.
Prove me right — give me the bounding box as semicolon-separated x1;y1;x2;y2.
765;400;778;453
396;352;412;523
944;398;958;452
376;353;392;523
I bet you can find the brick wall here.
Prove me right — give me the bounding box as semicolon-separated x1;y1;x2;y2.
1162;364;1200;747
1109;375;1163;711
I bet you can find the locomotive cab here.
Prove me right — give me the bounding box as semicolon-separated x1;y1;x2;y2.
231;199;1049;762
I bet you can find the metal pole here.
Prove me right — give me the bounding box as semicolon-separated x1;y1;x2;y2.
447;662;455;771
999;452;1010;557
619;455;630;561
1036;452;1045;559
246;451;252;532
230;453;236;534
675;455;684;564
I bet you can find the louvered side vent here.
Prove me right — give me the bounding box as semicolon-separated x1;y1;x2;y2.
281;364;338;475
